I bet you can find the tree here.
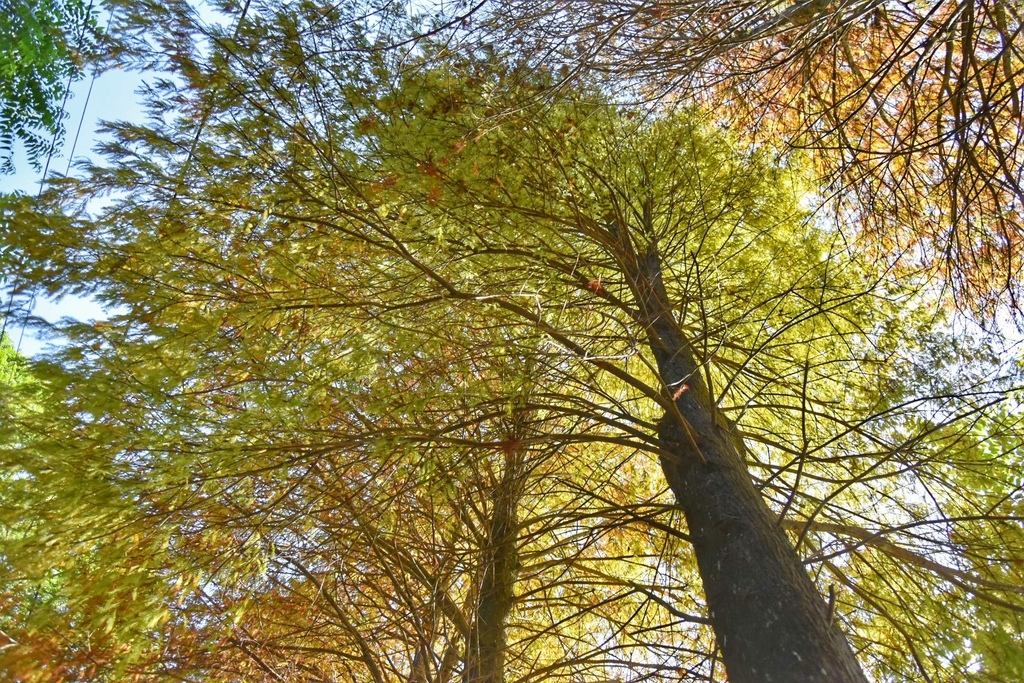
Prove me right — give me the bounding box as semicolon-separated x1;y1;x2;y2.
1;2;1022;681
0;0;102;175
476;0;1024;313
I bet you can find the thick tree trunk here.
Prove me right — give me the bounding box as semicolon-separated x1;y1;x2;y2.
463;447;522;683
632;245;868;683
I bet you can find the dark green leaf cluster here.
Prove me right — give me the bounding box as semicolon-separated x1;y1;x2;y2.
0;0;101;174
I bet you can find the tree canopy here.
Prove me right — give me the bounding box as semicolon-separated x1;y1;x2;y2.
1;2;1023;682
477;0;1024;313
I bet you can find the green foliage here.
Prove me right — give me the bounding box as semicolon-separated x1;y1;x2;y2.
0;0;101;174
1;4;1022;681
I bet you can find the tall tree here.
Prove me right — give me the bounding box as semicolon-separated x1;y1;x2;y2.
1;3;1022;681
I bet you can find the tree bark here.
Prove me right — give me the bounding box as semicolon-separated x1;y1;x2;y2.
631;244;868;683
463;446;522;683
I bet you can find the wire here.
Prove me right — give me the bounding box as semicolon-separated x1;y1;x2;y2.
1;0;102;350
65;70;99;176
4;0;249;353
0;74;70;344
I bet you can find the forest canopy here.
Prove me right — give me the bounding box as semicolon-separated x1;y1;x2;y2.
1;1;1023;682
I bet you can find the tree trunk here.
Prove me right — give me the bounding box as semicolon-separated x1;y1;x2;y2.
632;244;868;683
463;446;522;683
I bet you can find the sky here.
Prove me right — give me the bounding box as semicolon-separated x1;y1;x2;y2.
1;65;147;357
